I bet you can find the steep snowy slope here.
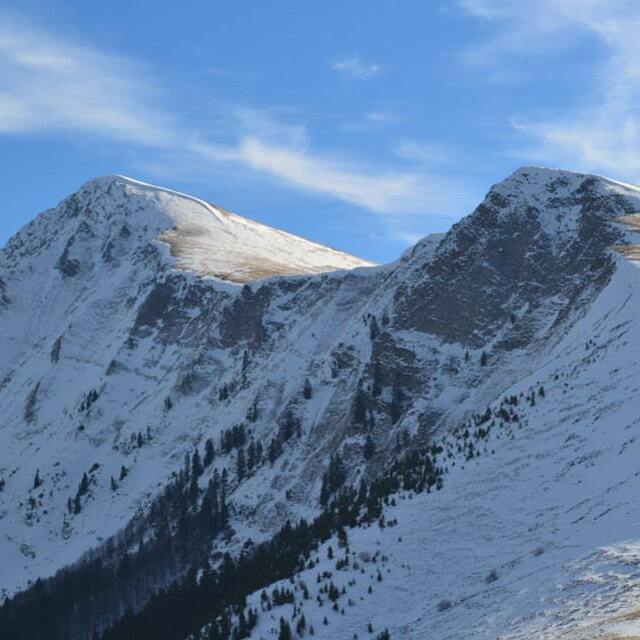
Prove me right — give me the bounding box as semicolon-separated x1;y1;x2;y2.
0;174;378;597
1;166;640;640
235;256;640;640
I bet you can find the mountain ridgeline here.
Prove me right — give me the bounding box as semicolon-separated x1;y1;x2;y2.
1;168;640;640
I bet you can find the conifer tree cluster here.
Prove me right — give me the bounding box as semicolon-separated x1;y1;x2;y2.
363;435;376;460
79;388;99;413
246;397;259;422
236;439;264;481
4;446;232;640
267;411;301;465
67;471;91;514
319;453;347;506
220;424;246;453
1;434;446;640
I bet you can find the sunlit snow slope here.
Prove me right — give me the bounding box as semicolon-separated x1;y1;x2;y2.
20;174;373;284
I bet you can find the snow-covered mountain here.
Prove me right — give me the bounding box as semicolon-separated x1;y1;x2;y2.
1;167;640;640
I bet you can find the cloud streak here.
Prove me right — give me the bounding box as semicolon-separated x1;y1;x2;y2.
231;137;428;213
460;0;640;177
0;20;174;146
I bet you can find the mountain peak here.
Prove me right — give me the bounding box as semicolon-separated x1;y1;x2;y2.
495;165;589;197
497;164;640;200
7;175;375;284
472;165;640;248
115;176;375;282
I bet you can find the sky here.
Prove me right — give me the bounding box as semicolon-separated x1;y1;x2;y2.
2;0;640;263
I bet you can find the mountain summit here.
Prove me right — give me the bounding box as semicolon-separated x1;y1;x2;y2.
2;174;373;284
1;168;640;640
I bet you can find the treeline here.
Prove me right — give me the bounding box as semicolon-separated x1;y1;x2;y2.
0;375;548;640
101;443;444;640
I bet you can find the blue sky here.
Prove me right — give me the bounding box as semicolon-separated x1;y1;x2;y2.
1;1;640;263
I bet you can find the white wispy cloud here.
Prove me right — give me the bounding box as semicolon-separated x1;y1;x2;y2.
193;136;434;214
0;19;175;146
460;0;640;177
331;56;384;79
234;137;432;214
189;129;474;219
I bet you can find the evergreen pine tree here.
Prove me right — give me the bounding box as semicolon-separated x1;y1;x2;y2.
280;411;297;442
203;438;215;467
369;316;379;340
78;472;89;497
192;449;203;478
363;435;376;460
303;378;313;400
236;447;246;481
353;386;367;426
268;438;282;465
248;608;258;630
372;359;382;397
390;381;403;424
278;617;292;640
189;471;200;503
237;612;248;639
319;474;330;506
247;397;259;422
247;441;256;471
208;622;222;640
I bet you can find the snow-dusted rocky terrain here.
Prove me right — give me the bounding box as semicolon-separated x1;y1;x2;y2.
1;167;640;639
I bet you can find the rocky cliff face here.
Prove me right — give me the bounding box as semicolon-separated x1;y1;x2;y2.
1;167;640;640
